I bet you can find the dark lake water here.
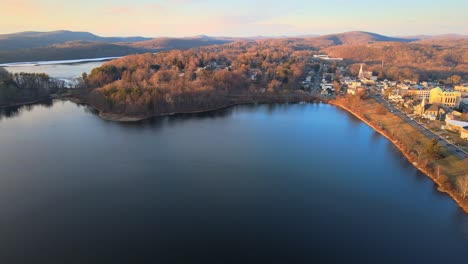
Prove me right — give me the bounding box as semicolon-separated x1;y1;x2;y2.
0;101;467;264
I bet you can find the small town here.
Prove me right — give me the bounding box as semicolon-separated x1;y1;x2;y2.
305;55;468;158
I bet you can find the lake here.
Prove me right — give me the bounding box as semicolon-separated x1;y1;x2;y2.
1;58;114;80
0;101;467;264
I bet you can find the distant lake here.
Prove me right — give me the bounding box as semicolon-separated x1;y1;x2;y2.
1;57;118;80
0;101;467;264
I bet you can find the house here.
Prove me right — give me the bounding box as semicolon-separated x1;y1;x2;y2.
389;95;404;103
347;87;366;96
462;129;468;140
446;110;462;120
404;100;414;108
397;83;410;90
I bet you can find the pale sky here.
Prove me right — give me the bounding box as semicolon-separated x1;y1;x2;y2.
1;0;467;37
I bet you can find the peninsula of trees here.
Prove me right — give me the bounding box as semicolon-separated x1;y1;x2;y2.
78;40;318;119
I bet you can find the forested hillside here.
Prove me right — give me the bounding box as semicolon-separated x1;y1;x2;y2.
324;40;468;81
80;41;316;117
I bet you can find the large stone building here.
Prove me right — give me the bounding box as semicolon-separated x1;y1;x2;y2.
429;87;461;108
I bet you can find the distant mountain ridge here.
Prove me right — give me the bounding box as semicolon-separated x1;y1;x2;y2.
307;31;417;46
131;36;232;50
0;30;151;51
0;30;466;64
0;41;145;64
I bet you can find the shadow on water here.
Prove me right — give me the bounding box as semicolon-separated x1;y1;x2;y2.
0;100;53;121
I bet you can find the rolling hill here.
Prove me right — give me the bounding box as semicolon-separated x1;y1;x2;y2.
304;31;417;47
0;30;151;51
0;41;147;64
130;36;232;50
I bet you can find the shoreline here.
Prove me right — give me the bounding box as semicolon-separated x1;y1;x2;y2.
329;99;468;214
66;93;320;122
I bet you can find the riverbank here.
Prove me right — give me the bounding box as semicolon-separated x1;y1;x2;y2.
329;97;468;213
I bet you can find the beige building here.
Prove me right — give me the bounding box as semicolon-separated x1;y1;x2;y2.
454;85;468;93
462;130;468;140
455;85;468;97
405;89;431;100
429;87;461;108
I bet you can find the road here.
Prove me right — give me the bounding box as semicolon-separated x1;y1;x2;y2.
373;95;468;160
310;62;322;96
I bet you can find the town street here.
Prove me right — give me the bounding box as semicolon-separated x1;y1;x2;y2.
374;96;468;160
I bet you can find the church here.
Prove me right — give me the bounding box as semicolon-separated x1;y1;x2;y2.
414;97;446;120
358;64;377;85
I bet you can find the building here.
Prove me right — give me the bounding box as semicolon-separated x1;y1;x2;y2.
389;95;404;103
461;99;468;113
347;87;366;95
358;64;374;81
429;87;461;108
405;89;431;100
446;110;462;120
445;119;468;133
313;54;343;61
462;130;468;140
424;104;445;120
455;84;468;97
414;98;445;120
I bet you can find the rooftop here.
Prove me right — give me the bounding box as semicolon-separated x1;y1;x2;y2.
446;119;468;128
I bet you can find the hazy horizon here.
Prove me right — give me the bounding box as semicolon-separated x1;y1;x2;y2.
1;0;466;37
0;29;467;39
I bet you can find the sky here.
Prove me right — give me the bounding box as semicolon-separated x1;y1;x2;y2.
0;0;467;37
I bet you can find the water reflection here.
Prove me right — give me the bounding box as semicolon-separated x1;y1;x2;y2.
0;100;53;121
0;101;467;263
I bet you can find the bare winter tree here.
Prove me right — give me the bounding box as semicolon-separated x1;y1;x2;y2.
457;174;468;200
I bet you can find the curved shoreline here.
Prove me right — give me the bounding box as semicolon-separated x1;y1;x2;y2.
329;100;468;214
66;94;320;122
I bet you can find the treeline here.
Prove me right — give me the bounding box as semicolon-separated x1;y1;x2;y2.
0;67;65;107
80;41;316;116
325;41;468;81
